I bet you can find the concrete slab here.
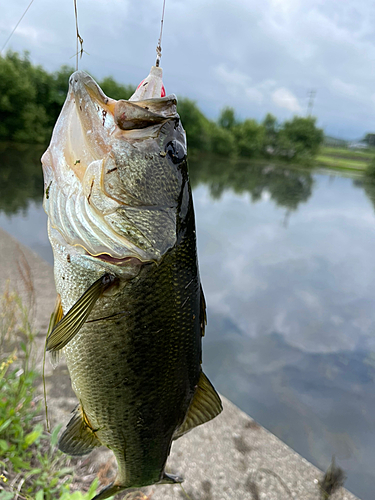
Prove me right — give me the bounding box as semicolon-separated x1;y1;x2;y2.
0;228;360;499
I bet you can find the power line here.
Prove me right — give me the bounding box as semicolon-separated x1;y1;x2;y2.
307;89;316;116
1;0;36;55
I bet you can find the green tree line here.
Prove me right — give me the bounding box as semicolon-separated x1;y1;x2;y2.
0;51;134;144
0;51;323;160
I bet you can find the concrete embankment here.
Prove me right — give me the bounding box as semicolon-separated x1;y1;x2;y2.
0;227;359;500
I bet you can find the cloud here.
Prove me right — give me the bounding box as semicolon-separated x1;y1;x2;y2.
245;87;264;104
2;0;375;138
214;64;263;104
271;87;301;112
331;78;361;99
214;64;252;90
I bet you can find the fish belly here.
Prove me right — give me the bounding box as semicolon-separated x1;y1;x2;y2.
52;234;201;487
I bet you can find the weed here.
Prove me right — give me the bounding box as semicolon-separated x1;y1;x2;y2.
320;457;346;500
0;285;102;500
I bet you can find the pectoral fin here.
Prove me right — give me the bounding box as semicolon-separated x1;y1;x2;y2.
58;404;101;456
46;273;116;352
49;294;64;328
174;372;222;440
47;294;64;366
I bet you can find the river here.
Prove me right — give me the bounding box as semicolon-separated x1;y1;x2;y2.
1;143;375;499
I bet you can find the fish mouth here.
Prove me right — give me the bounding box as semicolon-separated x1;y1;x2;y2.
42;68;184;263
89;253;140;267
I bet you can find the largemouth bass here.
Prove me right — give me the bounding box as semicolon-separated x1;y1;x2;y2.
41;65;222;500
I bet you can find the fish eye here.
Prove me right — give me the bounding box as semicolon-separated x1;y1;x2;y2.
165;140;186;165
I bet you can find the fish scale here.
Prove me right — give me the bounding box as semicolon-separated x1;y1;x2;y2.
43;67;222;499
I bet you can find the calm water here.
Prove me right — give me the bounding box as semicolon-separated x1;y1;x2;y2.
1;144;375;499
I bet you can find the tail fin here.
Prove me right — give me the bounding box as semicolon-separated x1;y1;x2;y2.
91;472;183;499
160;472;183;485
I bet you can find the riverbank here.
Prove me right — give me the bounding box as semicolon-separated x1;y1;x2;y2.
316;146;374;171
0;227;360;499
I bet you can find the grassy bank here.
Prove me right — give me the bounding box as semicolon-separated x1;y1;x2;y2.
0;282;104;500
316;146;375;171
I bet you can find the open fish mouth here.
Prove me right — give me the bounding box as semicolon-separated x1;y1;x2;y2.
42;68;186;263
89;253;141;267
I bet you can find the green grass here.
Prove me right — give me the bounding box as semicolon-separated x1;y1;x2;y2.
321;146;375;160
0;283;105;500
316;146;375;171
316;155;368;170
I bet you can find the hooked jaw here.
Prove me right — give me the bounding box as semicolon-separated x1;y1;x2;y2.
42;65;178;265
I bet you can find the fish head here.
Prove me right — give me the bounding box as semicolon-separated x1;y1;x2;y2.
42;67;189;266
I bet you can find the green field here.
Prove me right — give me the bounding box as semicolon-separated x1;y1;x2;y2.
316;146;375;171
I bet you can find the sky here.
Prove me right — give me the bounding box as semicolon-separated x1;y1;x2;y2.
1;0;375;139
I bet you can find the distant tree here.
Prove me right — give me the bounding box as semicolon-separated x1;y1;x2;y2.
99;76;135;101
208;123;236;157
218;107;236;130
0;50;324;164
364;133;375;146
0;51;49;143
233;119;265;158
177;97;211;151
44;65;74;125
263;113;278;134
278;116;323;159
262;113;279;155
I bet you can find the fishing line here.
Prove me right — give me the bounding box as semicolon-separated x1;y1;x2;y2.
73;0;84;70
155;0;166;67
0;0;36;54
43;332;50;433
179;484;193;500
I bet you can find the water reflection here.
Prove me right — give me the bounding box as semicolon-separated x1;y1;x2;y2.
354;176;375;214
1;146;375;499
193;174;375;499
0;147;315;214
0;143;44;215
189;154;314;210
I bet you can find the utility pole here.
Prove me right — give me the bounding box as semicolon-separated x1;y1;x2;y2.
307;90;316;116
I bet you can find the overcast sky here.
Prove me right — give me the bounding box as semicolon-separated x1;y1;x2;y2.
1;0;375;139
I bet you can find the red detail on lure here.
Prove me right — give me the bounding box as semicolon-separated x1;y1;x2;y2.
136;79;166;97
